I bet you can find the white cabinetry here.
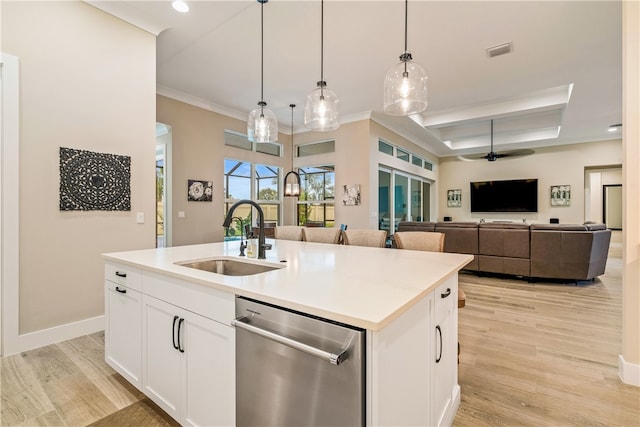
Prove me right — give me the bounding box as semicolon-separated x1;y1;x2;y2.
104;263;142;389
142;294;235;427
433;280;458;427
368;273;460;427
105;263;235;427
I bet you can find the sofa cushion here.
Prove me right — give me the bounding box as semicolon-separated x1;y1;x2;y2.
397;221;436;232
479;223;530;258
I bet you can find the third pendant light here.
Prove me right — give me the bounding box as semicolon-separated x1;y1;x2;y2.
383;0;428;116
304;0;340;131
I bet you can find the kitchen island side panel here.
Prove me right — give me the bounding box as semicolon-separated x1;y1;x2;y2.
367;288;434;426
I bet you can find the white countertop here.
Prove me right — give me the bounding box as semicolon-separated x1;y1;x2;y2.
104;240;473;331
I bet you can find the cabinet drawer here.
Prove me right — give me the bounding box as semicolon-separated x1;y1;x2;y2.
105;262;142;291
434;279;457;313
143;271;234;326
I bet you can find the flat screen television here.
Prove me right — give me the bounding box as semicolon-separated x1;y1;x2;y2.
470;178;538;213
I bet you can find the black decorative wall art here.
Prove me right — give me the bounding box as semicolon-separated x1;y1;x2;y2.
59;147;131;211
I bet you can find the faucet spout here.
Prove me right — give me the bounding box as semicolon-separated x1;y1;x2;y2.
223;200;271;259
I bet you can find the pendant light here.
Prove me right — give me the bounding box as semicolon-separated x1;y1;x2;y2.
247;0;278;143
304;0;340;131
383;0;428;116
284;104;301;197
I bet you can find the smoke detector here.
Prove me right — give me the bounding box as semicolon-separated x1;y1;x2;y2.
486;42;513;58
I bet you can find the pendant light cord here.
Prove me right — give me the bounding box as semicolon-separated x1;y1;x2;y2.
320;0;325;98
403;0;408;73
404;0;408;53
290;104;295;164
260;0;265;111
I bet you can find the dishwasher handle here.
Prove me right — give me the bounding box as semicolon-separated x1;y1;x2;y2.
232;316;348;366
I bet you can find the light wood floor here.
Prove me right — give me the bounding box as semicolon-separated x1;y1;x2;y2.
454;231;640;426
1;232;638;426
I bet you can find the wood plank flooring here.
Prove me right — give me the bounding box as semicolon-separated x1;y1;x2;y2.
454;231;640;427
1;231;637;426
0;332;144;426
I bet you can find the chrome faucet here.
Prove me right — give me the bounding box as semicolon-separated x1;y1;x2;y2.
223;200;271;259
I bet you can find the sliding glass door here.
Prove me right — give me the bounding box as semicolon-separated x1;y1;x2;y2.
378;168;431;233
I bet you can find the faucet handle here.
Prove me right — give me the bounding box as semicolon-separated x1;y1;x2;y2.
261;243;272;251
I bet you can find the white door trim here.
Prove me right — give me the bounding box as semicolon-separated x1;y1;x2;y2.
0;52;20;356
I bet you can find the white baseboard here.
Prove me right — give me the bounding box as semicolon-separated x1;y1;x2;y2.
618;354;640;387
17;315;105;354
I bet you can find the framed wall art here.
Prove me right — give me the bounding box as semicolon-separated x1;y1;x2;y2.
342;184;361;206
447;189;462;207
59;147;131;211
550;185;571;206
188;179;213;202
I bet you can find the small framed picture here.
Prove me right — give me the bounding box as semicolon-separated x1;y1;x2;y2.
188;179;213;202
550;185;570;206
342;184;361;206
447;189;462;207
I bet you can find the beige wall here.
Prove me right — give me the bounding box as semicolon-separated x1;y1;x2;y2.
439;140;622;224
293;121;373;229
2;1;156;334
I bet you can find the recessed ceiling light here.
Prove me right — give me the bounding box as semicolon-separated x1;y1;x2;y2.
608;123;622;132
172;0;189;13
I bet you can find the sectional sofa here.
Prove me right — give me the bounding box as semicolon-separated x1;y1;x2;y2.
397;221;612;282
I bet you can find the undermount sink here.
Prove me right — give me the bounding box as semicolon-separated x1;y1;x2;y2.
175;257;282;276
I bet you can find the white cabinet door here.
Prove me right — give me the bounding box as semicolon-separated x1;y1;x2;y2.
182;309;235;427
105;282;142;389
143;295;182;421
143;294;235;427
433;282;456;427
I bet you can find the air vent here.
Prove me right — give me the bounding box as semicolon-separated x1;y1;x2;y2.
486;42;513;58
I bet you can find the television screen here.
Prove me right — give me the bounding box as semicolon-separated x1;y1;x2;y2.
470;179;538;213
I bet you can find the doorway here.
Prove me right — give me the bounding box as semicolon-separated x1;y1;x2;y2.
156;123;172;248
603;184;622;230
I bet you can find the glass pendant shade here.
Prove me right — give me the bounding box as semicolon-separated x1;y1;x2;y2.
247;103;278;143
383;53;428;116
304;82;340;131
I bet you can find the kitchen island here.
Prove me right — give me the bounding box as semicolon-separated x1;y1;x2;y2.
104;239;473;426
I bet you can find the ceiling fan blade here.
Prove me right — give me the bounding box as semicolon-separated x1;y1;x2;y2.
456;148;535;162
496;149;535;158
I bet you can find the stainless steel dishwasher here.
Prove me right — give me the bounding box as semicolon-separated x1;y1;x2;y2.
233;296;366;427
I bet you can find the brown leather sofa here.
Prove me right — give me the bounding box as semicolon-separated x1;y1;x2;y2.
397;221;611;281
529;223;611;280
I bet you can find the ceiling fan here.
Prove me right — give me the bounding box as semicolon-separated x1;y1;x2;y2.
459;119;535;162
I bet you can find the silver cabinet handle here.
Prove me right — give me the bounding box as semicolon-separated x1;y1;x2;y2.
232;316;348;365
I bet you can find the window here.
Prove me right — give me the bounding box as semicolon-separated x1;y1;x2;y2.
297;165;335;227
378;138;434;171
397;148;410;162
224;130;281;157
224;159;281;240
297;140;335;157
378;140;394;156
255;164;280;226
